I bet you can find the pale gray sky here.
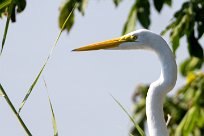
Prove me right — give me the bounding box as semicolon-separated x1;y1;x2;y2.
0;0;187;136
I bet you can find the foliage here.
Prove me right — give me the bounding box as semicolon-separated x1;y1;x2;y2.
57;0;171;34
122;0;150;34
131;72;204;136
0;0;26;54
0;0;11;11
180;57;203;76
58;0;88;32
1;0;204;135
0;0;26;22
128;1;204;135
57;0;204;76
161;0;204;76
57;0;203;77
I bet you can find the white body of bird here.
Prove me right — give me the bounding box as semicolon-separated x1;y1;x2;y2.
73;29;177;136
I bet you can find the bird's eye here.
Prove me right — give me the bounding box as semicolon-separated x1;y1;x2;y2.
132;35;138;40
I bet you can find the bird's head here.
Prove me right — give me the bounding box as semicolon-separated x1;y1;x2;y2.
72;29;161;51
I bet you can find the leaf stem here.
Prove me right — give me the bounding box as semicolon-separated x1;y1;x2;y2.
1;3;13;55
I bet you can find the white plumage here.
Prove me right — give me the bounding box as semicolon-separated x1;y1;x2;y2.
73;29;177;136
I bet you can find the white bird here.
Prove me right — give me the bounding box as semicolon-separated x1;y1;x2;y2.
73;29;177;136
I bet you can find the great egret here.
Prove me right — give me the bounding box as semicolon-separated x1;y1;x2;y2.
73;29;177;136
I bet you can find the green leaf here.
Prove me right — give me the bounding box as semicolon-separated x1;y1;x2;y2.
183;106;199;135
10;0;27;22
18;3;77;113
59;0;76;32
1;0;27;54
174;2;189;18
164;0;172;6
170;14;189;54
198;109;204;127
160;22;176;35
15;0;26;13
59;0;88;32
1;4;13;55
179;57;203;76
153;0;164;12
170;28;181;54
153;0;171;12
122;1;137;35
0;0;11;10
43;78;58;136
77;0;88;15
187;31;204;59
113;0;122;7
110;94;145;136
175;107;197;136
161;2;195;56
136;0;150;28
197;22;204;39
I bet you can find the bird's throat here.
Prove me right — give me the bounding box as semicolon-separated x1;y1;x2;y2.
146;82;169;136
146;39;177;136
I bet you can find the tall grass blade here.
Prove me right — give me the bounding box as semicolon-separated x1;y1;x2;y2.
18;63;46;113
0;0;11;10
1;4;13;55
0;83;32;136
43;78;58;136
110;94;145;136
18;3;77;113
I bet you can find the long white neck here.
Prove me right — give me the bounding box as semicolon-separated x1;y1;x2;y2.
146;39;177;136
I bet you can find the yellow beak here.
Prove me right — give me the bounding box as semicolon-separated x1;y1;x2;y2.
72;35;136;51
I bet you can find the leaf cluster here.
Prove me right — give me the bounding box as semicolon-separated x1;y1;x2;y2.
57;0;171;34
58;0;87;32
1;0;204;135
122;0;171;34
161;0;204;76
57;0;204;77
0;0;26;22
57;0;172;34
130;73;204;136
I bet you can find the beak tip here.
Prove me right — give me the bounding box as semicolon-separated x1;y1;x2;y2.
72;48;92;52
72;37;122;52
72;49;79;52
